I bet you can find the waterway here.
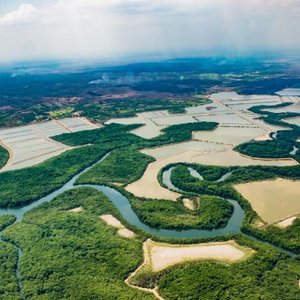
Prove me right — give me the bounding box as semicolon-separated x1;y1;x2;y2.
0;153;296;299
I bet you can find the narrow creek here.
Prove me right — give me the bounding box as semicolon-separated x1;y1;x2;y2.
0;152;297;299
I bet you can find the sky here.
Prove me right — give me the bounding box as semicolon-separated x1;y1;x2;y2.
0;0;300;63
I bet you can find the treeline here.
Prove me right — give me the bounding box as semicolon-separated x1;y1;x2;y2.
236;138;299;160
147;122;218;147
187;163;300;184
170;165;241;202
76;97;210;124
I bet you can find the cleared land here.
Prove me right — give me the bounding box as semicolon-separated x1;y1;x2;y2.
262;99;300;114
127;145;297;200
276;88;300;96
68;207;83;213
105;111;166;139
136;239;253;273
284;116;300;126
193;126;266;145
182;198;195;210
107;91;296;200
106;92;286;140
234;179;300;224
255;132;272;141
0;117;100;171
276;216;298;229
100;214;136;238
100;214;123;228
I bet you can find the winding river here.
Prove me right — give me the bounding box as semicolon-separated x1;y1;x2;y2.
0;153;296;298
0;155;243;239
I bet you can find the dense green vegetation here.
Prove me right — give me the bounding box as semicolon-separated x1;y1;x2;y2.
170;165;243;202
0;215;16;231
169;164;300;253
53;123;144;146
188;164;231;181
188;163;300;184
0;242;19;299
159;255;300;299
246;218;300;255
0;145;9;169
237;138;300;160
236;103;300;161
147;122;218;147
76;148;154;185
0;144;116;208
53;121;218;148
2;188;153;299
129;195;233;230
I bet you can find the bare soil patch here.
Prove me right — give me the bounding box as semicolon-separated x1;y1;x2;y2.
100;214;136;238
68;207;83;213
275;216;298;229
234;179;300;224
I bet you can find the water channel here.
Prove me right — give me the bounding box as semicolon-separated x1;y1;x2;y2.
0;153;297;299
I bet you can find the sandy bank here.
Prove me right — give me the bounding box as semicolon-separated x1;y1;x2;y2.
275;216;298;229
146;240;253;272
68;207;83;213
182;198;195;210
100;214;136;238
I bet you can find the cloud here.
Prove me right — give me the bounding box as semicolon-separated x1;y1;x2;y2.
0;4;39;25
0;0;299;62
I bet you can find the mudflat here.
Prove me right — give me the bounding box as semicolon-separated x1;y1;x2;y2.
234;179;300;224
